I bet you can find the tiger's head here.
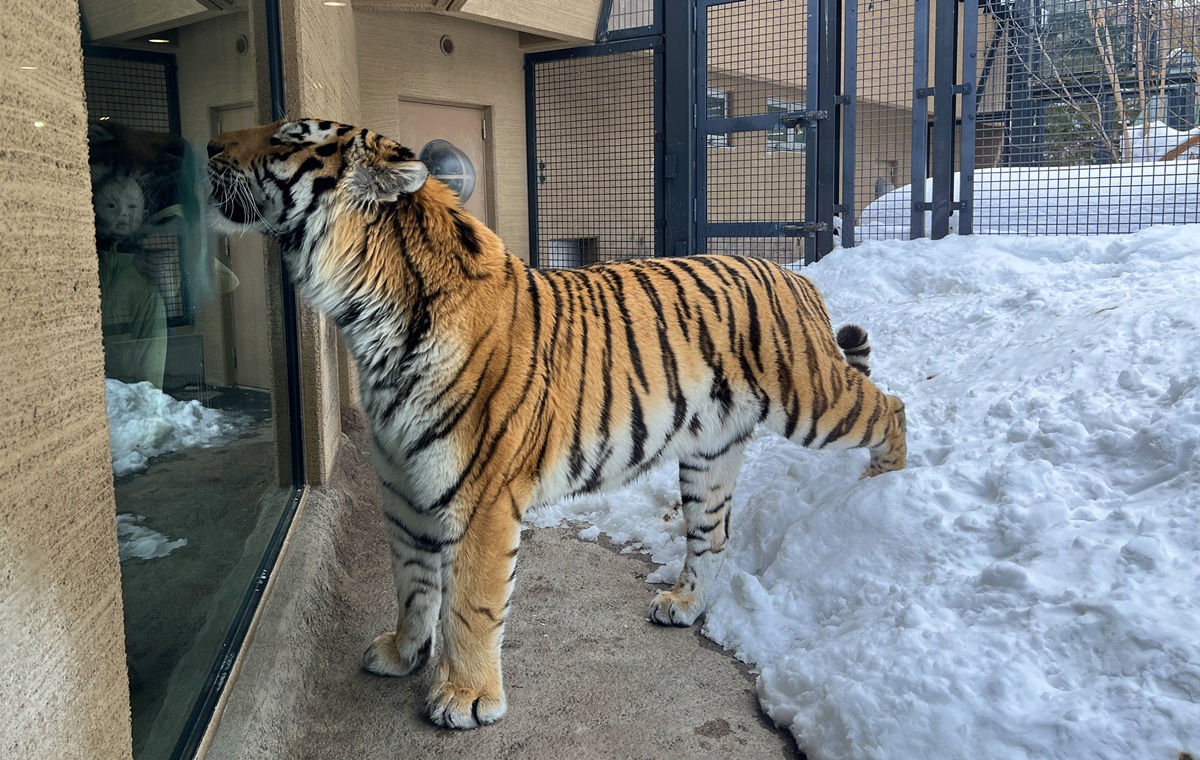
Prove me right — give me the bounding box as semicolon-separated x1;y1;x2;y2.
206;118;429;238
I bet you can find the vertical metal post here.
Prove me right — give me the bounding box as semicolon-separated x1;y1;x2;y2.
959;0;978;236
694;0;709;254
817;0;839;260
805;0;838;262
662;0;696;257
930;0;958;239
524;60;541;266
911;0;931;239
841;0;859;248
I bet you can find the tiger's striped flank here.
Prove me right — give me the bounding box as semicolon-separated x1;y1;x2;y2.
206;119;908;730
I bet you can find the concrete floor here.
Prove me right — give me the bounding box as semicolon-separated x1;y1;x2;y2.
205;411;801;760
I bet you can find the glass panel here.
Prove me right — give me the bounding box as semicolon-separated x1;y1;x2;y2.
78;2;294;756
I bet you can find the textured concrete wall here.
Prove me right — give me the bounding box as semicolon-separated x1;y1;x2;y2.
357;10;530;258
280;0;365;483
0;2;133;759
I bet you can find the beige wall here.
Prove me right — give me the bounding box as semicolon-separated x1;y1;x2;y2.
356;9;530;258
0;1;133;759
280;0;365;484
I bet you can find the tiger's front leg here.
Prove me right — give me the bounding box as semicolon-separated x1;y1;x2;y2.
426;489;524;729
362;480;445;678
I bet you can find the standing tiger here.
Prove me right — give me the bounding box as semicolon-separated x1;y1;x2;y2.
206;119;907;730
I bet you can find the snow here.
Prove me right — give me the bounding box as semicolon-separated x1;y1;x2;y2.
116;514;187;562
857;160;1199;239
105;379;246;477
1124;120;1200;162
529;224;1200;759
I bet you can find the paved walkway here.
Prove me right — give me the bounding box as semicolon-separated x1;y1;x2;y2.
205;412;799;760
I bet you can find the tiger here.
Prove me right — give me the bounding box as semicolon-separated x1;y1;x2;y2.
206;119;907;730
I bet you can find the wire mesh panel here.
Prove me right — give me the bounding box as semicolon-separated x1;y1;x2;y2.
530;47;658;268
971;0;1200;234
703;0;810;266
852;0;918;240
606;0;656;32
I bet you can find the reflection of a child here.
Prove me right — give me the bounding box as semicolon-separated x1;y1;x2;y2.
94;173;169;388
89;122;240;389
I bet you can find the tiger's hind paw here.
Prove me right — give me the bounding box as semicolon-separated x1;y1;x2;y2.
426;681;506;729
362;631;431;677
648;589;703;627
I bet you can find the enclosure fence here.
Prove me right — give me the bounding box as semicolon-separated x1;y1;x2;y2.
526;0;1200;267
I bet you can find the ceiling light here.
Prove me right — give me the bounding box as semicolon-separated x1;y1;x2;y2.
20;66;38;70
33;121;45;128
148;38;171;44
323;1;347;6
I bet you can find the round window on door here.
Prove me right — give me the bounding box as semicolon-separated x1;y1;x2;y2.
419;139;476;202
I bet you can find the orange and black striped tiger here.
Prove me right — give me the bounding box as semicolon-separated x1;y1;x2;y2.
206;119;907;729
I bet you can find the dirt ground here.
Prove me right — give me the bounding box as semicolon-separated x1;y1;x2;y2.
204;409;802;760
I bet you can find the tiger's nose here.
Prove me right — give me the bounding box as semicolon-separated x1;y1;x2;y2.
207;139;225;159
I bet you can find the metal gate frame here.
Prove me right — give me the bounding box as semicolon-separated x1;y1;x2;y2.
526;0;860;266
695;0;849;263
911;0;978;240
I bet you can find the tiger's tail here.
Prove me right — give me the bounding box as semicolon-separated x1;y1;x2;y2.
836;324;872;376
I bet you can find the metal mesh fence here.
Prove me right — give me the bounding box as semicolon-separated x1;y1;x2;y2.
530;48;657;268
606;0;655;32
852;0;917;240
704;0;809;266
972;0;1200;234
84;51;190;325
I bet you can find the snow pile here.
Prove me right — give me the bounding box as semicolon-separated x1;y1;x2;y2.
1124;120;1200;162
531;225;1200;759
116;514;187;562
105;379;246;476
857;161;1199;239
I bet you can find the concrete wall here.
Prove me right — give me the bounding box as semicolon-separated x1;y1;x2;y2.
357;9;531;259
0;1;133;759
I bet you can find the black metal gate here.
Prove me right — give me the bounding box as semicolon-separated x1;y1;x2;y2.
697;0;845;264
526;0;851;268
527;0;1200;264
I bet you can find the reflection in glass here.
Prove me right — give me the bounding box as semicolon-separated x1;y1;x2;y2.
79;3;295;756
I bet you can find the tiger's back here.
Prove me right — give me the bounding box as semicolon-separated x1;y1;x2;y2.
206;118;906;730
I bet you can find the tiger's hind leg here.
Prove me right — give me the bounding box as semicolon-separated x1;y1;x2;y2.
362;480;446;678
426;487;525;729
649;444;746;627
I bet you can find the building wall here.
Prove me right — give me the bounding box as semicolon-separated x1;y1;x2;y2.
356;9;531;259
0;1;133;758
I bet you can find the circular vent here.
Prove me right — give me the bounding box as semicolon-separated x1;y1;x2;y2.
418;139;476;202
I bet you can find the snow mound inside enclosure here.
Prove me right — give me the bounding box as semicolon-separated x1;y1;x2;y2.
529;225;1200;760
857;160;1199;239
106;379;247;476
116;514;187;562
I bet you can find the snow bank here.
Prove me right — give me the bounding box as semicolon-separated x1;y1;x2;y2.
116;514;187;561
857;161;1199;239
530;225;1200;759
1124;120;1200;162
105;379;246;476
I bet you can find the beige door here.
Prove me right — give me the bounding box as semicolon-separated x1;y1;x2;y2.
395;101;490;224
216;105;272;390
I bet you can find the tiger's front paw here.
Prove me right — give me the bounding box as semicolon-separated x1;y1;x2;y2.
362;631;431;677
426;680;506;729
648;589;703;627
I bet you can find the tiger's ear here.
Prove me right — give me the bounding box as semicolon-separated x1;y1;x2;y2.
346;160;429;203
